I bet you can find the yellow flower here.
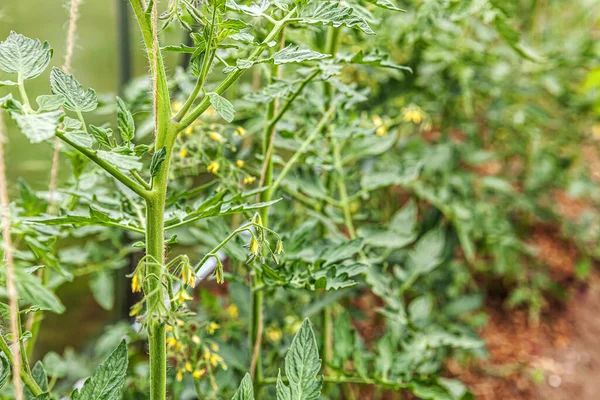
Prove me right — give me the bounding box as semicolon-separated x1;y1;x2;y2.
235;126;246;136
177;319;184;327
192;369;205;379
185;362;193;372
243;176;256;185
182;267;196;287
209;132;224;142
166;325;173;332
402;106;423;124
129;303;142;317
184;126;194;136
236;159;245;168
372;115;383;127
209;353;223;367
167;337;178;348
192;335;201;345
206;322;220;334
206;107;216;118
179;148;188;158
276;240;284;255
207;162;220;174
376;125;388;137
266;327;283;343
176;369;184;382
172;101;184;113
131;274;141;293
250;237;259;255
210;343;219;352
176;289;193;305
227;304;239;319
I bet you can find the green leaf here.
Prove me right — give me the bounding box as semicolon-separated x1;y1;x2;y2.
3;268;66;314
231;373;254;400
0;31;52;79
410;228;446;275
50;67;98;112
90;270;114;311
207;92;235;122
36;94;65;111
116;97;135;143
364;0;406;12
0;353;9;390
276;371;291;400
10;110;62;143
277;319;322;400
338;50;411;72
71;340;128;400
0;80;17;87
301;2;375;35
25;362;48;399
42;352;67;379
89;125;114;148
272;45;330;65
64;131;93;148
358;199;418;248
150;146;167;178
494;14;541;62
97;150;142;171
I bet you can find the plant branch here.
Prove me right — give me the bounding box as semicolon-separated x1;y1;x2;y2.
177;7;299;131
174;4;218;122
0;334;42;397
55;132;149;198
271;104;336;194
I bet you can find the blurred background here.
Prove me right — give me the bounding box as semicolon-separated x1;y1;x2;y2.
1;0;600;399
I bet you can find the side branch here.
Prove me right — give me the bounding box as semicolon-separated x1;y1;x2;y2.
56;132;150;198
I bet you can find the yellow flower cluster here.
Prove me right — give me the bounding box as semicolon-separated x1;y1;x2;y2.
402;105;424;124
372;115;388;136
207;162;220;174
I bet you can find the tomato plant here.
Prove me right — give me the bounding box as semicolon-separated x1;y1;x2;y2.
0;0;598;399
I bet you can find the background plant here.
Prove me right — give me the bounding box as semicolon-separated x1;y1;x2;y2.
0;0;599;400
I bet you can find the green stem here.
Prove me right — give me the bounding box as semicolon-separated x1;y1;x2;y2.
332;137;356;239
0;334;42;396
174;4;218;122
271;105;336;193
56;132;149;198
177;7;298;131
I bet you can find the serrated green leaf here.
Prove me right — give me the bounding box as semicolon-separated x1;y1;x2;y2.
207;92;235;122
276;370;291;400
63;116;82;130
272;45;330;65
10;110;62;143
0;353;9;390
89;125;113;148
0;31;52;79
116;97;135;143
231;373;254;400
64;131;93;148
301;2;375;35
50;67;98;112
71;340;128;400
277;319;322;400
97;150;142;171
36;94;65;111
150;146;167;178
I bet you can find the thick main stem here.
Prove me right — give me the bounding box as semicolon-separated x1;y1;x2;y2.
146;192;167;400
